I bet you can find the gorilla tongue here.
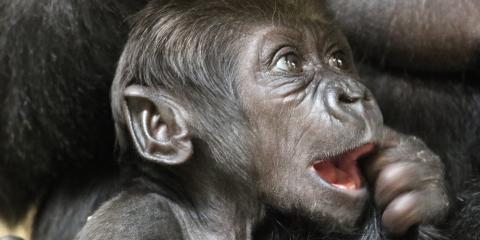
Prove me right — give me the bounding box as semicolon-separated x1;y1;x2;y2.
314;144;375;190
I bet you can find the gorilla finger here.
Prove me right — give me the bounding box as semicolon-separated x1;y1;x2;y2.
374;162;432;208
363;150;413;182
382;190;449;235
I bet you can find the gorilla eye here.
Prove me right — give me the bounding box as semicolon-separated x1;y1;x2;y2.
274;53;302;73
328;50;349;71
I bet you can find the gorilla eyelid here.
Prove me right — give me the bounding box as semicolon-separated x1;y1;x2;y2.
326;48;351;72
270;46;303;74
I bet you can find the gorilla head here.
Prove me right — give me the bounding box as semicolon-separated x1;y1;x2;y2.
111;0;382;229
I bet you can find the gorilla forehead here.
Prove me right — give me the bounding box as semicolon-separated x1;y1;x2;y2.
119;0;332;93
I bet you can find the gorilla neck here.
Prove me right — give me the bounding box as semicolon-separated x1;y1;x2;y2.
158;155;265;240
170;199;261;240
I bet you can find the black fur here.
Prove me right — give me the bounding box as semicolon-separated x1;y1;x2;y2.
358;65;480;192
31;171;122;240
1;0;479;239
0;0;147;225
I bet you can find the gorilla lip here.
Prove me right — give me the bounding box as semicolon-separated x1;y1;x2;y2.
313;143;375;190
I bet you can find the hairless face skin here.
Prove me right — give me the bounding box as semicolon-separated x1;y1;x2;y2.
75;1;450;239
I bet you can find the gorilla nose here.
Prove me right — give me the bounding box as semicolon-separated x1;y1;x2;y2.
324;79;373;122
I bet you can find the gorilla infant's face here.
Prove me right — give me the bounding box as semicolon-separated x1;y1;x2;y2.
237;23;383;227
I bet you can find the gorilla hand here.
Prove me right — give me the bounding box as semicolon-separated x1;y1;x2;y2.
365;127;450;235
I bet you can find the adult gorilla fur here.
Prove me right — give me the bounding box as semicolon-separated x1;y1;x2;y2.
0;0;479;239
0;0;148;235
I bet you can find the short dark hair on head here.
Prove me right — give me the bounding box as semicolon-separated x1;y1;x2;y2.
111;0;328;109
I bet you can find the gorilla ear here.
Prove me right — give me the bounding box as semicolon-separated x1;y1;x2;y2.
123;85;192;165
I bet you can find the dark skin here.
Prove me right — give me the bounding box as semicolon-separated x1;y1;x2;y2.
76;2;449;239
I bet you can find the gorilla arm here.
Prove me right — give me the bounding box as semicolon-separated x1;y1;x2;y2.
75;191;184;240
325;0;480;71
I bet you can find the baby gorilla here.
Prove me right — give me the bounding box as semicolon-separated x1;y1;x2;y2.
76;0;449;239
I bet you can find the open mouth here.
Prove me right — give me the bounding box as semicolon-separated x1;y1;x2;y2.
313;143;376;190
